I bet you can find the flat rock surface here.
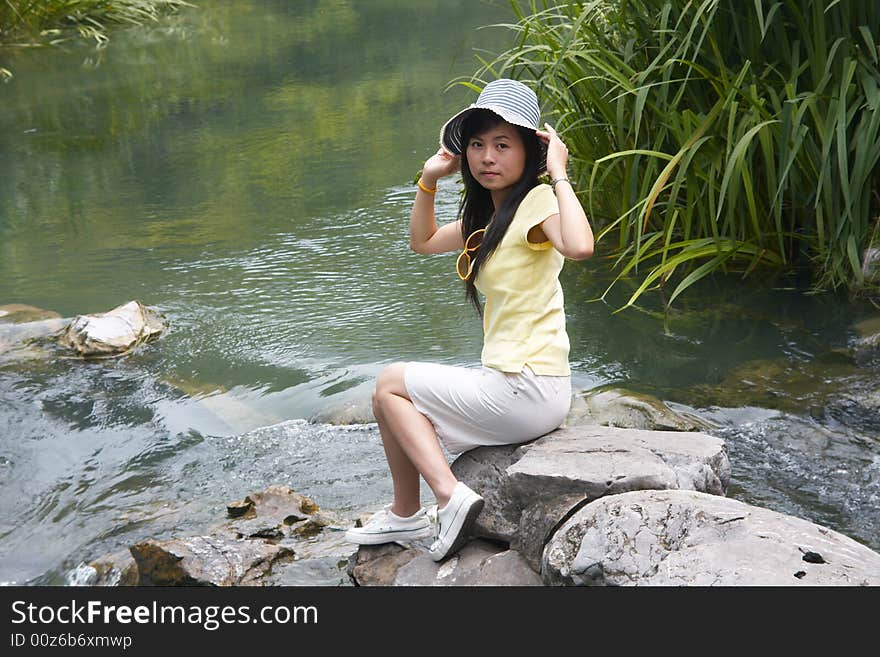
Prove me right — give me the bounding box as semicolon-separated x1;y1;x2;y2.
348;540;542;586
508;426;729;495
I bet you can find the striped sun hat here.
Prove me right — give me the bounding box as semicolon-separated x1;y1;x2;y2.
439;78;547;174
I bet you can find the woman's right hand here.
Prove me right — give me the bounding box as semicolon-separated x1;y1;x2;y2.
420;148;461;186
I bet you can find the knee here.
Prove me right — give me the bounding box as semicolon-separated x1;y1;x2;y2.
373;362;409;410
371;387;382;417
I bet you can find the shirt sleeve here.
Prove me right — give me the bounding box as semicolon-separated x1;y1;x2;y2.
520;184;560;251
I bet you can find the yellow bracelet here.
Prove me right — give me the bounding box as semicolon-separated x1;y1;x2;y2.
417;179;437;194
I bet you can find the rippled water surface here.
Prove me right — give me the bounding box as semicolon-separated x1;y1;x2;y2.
1;0;878;585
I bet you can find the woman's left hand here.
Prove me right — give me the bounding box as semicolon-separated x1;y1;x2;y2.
535;123;568;179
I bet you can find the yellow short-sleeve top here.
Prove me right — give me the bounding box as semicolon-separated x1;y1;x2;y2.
474;183;570;376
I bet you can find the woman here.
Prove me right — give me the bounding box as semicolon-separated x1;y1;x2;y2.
345;79;594;561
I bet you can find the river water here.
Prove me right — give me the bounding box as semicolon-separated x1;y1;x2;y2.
1;0;877;585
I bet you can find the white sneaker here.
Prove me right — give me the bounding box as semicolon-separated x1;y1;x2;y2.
344;504;433;545
429;482;484;562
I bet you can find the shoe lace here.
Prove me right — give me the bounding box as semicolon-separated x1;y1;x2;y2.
425;504;439;527
426;504;441;549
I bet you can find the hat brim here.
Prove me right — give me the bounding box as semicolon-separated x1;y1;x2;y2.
439;104;548;175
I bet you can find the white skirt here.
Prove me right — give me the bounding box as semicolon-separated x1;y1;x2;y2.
403;361;571;455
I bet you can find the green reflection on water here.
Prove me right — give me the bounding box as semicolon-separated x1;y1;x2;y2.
0;0;509;376
0;0;873;399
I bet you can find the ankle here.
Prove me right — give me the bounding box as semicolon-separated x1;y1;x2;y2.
390;502;421;518
435;481;460;511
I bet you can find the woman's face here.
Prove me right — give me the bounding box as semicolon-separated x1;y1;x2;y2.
465;120;527;196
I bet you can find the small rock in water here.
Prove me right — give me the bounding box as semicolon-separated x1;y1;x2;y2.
67;563;98;586
59;300;166;357
309;395;375;425
567;386;712;432
82;549;140;586
852;315;880;366
862;247;880;285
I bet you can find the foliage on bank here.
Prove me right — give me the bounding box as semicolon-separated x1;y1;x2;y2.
0;0;192;47
0;0;193;81
467;0;880;308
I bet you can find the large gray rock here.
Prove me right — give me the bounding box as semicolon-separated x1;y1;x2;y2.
452;426;730;570
347;540;542;586
131;535;294;586
566;386;712;432
449;443;527;541
83;484;352;586
59;300;166;357
542;489;880;586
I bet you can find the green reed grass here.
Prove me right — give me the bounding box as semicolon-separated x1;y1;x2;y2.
459;0;880;309
1;0;192;47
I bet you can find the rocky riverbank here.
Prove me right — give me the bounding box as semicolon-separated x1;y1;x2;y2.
76;419;880;586
73;484;355;587
348;425;879;586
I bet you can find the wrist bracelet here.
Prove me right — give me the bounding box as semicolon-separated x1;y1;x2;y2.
550;177;571;192
417;179;437;194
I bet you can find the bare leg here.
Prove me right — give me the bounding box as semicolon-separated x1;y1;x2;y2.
372;363;458;515
372;399;421;517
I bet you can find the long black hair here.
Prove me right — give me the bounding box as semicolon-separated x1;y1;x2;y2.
458;109;542;315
